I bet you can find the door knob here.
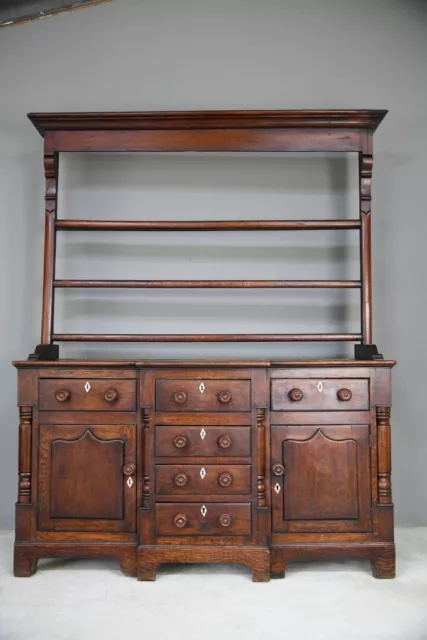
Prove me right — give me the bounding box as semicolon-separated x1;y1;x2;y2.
272;463;285;477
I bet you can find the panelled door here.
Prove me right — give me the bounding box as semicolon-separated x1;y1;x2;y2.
271;425;372;533
38;425;136;532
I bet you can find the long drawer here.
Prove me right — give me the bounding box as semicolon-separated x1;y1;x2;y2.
155;379;250;412
156;502;252;536
155;426;251;457
155;464;251;495
39;378;137;411
271;378;369;411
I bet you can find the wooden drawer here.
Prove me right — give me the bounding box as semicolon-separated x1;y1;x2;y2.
155;464;251;496
156;502;252;536
39;379;137;411
271;378;369;411
155;379;250;412
155;426;251;457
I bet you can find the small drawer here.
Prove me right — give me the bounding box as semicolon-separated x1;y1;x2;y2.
155;379;250;412
156;502;252;536
271;378;369;411
155;464;251;496
155;426;251;457
39;379;137;411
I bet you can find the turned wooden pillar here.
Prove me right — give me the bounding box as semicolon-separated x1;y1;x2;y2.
41;136;58;345
377;406;392;504
359;145;373;345
257;408;266;508
18;406;32;504
142;407;151;508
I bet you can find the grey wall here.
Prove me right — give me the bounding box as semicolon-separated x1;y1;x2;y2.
0;0;426;528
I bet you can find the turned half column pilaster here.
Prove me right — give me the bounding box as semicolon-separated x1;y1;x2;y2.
376;406;392;504
18;406;32;504
257;408;266;508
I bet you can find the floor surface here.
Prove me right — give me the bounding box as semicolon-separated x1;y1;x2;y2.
1;528;427;640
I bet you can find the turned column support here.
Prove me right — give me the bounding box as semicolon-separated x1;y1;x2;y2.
256;407;266;508
377;405;392;504
18;406;32;504
142;407;151;509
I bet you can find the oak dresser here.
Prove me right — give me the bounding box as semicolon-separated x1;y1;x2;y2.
13;110;395;582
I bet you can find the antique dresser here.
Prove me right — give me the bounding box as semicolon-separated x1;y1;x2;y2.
13;110;395;582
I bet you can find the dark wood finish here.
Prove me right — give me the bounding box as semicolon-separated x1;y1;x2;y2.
14;110;395;581
28;110;387;134
40;145;57;346
155;503;252;536
56;219;362;231
26;109;387;355
156;379;250;412
13;361;395;580
52;333;363;343
38;425;136;532
137;545;270;582
39;378;136;411
377;406;392;504
271;425;371;533
155;426;251;458
155;464;251;496
17;406;32;504
54;279;361;289
271;378;369;411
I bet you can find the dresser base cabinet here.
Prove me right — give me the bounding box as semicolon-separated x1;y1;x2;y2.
13;360;395;581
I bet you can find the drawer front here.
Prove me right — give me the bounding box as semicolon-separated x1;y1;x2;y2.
155;464;251;495
156;502;252;536
155;379;250;412
39;379;137;411
271;378;369;411
155;426;251;457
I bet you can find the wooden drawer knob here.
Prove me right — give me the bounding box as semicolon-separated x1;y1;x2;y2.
217;390;232;404
55;389;70;403
122;463;136;476
337;388;352;402
174;472;189;487
288;388;304;402
173;391;188;405
104;388;118;403
272;463;285;477
174;514;187;528
217;434;232;449
218;472;233;488
219;513;232;528
173;435;188;449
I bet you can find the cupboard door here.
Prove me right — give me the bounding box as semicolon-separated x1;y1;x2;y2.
38;425;136;532
271;425;371;533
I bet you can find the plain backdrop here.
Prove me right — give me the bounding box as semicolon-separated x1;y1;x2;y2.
0;0;426;529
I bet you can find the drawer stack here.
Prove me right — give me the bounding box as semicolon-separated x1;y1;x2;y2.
153;375;253;537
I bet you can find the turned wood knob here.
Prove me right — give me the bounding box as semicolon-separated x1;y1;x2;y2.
217;434;232;449
173;435;188;449
55;389;70;403
174;472;189;487
288;388;304;402
219;513;232;528
174;514;187;528
173;391;188;405
104;388;118;403
337;388;352;402
217;390;232;404
122;463;136;476
272;463;285;477
218;472;233;488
